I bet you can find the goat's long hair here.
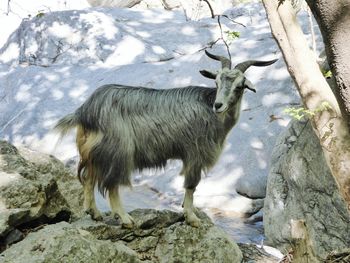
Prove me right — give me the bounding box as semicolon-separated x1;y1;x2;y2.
55;84;228;195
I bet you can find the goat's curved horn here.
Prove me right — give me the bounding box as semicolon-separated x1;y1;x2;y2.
235;59;278;73
205;50;231;69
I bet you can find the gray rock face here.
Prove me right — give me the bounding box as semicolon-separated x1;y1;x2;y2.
75;209;243;262
0;222;140;263
238;243;280;263
86;0;234;20
87;0;142;8
16;146;84;218
0;141;243;262
264;120;350;261
0;8;217;67
0;140;74;248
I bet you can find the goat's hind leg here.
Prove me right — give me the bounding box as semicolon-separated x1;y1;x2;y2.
109;186;134;228
82;169;103;221
77;126;103;221
183;167;201;227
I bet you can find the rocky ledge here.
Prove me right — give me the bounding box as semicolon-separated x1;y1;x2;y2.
1;208;243;263
0;140;282;262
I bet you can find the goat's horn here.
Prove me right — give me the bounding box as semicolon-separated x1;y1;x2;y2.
235;59;278;73
205;50;231;69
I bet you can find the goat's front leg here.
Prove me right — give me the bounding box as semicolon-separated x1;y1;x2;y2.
83;170;103;221
183;188;201;227
183;168;201;227
109;186;134;228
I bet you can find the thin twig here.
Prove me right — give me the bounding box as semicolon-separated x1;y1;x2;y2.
200;0;246;27
200;0;245;63
5;0;12;15
217;15;231;63
221;14;246;28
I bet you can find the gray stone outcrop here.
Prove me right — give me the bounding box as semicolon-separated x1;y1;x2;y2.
264;120;350;261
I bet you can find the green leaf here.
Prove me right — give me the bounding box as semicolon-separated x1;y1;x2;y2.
225;31;240;42
323;70;332;78
283;101;333;121
36;12;45;18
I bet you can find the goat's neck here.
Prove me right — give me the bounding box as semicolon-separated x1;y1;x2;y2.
223;92;244;132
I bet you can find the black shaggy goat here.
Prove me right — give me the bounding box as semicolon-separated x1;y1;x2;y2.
55;50;277;227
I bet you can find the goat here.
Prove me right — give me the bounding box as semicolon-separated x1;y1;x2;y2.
54;50;277;228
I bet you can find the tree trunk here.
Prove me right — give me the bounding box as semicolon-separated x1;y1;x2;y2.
305;0;350;131
262;0;350;209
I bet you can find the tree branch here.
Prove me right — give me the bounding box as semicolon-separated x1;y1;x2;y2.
200;0;215;18
217;15;232;63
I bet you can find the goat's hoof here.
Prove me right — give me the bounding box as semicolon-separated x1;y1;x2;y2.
185;213;201;227
85;209;103;221
122;222;134;229
119;214;135;229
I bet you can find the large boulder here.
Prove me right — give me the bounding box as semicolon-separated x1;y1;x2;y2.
264;120;350;261
16;145;84;218
0;8;217;67
0;140;78;249
86;0;233;20
87;0;142;8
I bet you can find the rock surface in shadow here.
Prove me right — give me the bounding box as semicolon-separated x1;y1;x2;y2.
264;120;350;262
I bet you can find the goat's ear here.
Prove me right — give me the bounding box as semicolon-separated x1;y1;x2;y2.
244;79;256;93
200;70;217;79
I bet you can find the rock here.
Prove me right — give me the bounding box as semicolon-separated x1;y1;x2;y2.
325;248;350;263
1;209;243;262
134;0;164;9
2;228;24;247
0;8;218;67
87;0;141;8
76;209;243;262
86;0;233;20
17;146;84;218
161;0;181;10
238;243;281;263
0;222;140;263
0;141;81;248
264;120;350;261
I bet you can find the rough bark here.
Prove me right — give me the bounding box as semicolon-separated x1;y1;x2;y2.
262;0;350;209
305;0;350;130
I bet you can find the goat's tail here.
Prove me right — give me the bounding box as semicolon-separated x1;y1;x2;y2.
54;112;88;184
54;113;78;138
